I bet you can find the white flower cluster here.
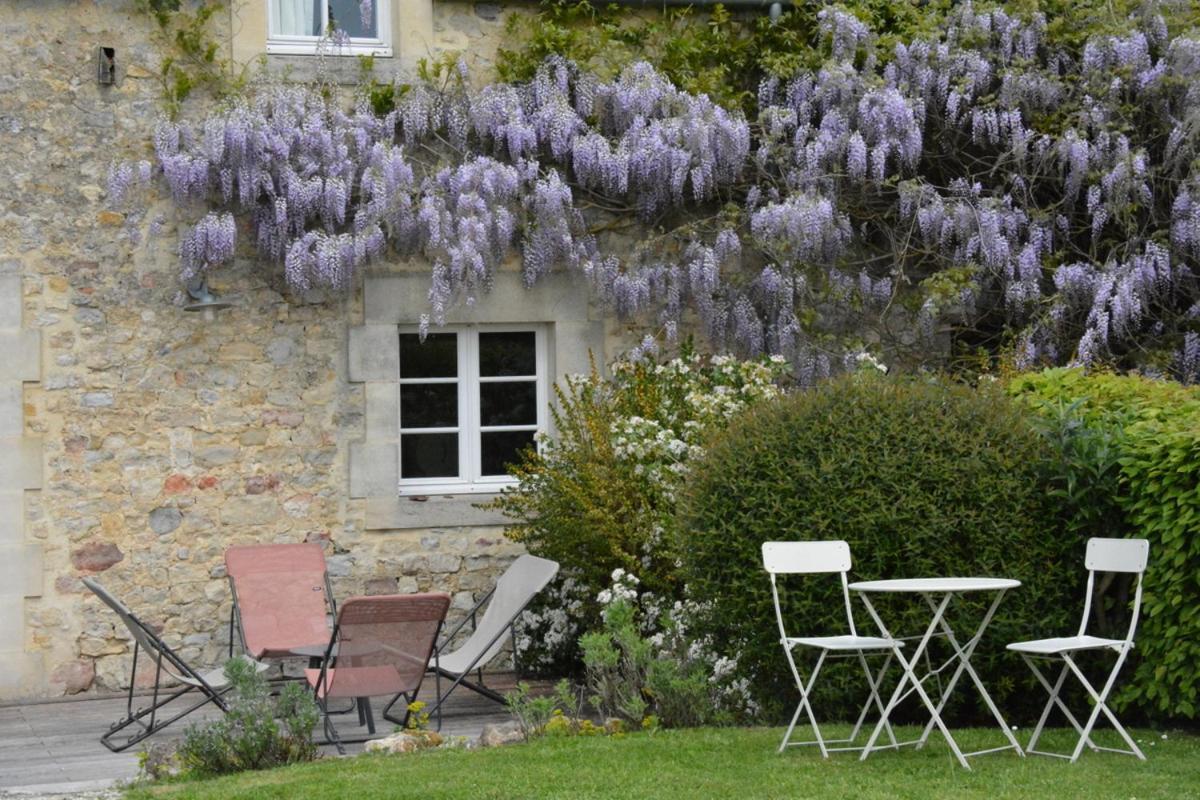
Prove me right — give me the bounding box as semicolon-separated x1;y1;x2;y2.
607;354;787;504
586;570;761;721
853;350;889;374
513;576;587;671
596;568;640;606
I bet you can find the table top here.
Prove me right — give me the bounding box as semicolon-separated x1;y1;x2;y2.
848;577;1021;593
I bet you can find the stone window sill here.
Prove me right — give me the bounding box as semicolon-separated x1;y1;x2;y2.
365;494;508;531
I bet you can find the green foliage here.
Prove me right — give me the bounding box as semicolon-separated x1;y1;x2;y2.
123;725;1200;800
134;0;244;115
495;0;821;113
1009;368;1200;719
505;678;628;739
581;598;652;723
136;741;178;783
177;658;318;777
580;574;755;728
680;373;1078;723
492;352;785;674
505;679;585;739
496;352;784;604
493;0;1173;114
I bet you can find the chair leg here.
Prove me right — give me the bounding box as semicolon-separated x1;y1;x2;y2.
1063;652;1145;762
779;647;828;757
319;697;346;756
424;668;506;724
852;651;898;749
1023;656;1097;755
99;682;228;752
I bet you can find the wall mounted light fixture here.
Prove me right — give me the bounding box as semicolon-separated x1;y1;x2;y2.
184;277;232;321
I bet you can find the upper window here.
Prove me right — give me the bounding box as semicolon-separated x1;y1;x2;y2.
268;0;392;56
398;325;547;494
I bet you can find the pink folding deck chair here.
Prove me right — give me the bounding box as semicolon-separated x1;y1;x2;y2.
306;593;450;752
225;543;334;662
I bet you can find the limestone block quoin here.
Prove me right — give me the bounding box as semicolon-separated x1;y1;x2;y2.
0;273;44;700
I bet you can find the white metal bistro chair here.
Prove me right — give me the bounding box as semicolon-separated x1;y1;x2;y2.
762;541;903;757
1007;537;1150;763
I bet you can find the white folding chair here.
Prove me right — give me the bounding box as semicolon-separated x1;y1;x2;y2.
1007;537;1150;763
762;541;903;757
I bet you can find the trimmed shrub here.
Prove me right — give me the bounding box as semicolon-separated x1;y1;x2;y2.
1010;368;1200;719
680;373;1078;723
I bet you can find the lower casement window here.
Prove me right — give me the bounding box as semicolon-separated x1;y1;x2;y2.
397;324;547;495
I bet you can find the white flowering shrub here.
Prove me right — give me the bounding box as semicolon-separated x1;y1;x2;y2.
493;350;788;675
581;569;758;727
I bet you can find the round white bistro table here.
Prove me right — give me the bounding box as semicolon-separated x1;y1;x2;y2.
847;577;1025;770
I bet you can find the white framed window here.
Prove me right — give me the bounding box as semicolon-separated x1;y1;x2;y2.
267;0;392;56
398;325;548;495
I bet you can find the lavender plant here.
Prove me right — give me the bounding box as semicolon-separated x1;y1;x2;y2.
113;1;1200;379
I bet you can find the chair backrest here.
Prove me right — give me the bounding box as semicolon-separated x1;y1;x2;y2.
1079;537;1150;643
762;541;852;574
448;554;560;670
1085;538;1149;574
226;543;332;659
318;593;450;700
82;577;203;687
761;541;858;639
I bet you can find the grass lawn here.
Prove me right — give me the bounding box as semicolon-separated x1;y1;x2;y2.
125;726;1200;800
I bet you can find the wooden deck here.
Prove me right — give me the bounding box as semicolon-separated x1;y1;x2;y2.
0;676;523;795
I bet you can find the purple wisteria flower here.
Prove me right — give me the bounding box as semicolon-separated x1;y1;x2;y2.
107;0;1199;375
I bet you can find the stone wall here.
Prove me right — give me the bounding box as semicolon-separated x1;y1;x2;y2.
0;0;586;701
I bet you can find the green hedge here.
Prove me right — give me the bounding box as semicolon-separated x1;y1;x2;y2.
1009;368;1200;719
680;374;1078;724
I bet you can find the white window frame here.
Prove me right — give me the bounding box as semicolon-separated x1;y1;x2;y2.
266;0;393;57
397;324;548;496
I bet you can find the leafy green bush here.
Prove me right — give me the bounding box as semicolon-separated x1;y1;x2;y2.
493;352;786;674
1009;368;1200;719
495;0;1176;114
680;373;1078;723
178;658;318;777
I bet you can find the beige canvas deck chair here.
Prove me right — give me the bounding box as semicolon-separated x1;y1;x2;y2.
306;593;450;753
1008;537;1150;763
83;577;266;752
762;541;903;757
225;543;335;662
425;554;559;725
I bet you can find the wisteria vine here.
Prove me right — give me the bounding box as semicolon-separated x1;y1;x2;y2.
111;1;1200;381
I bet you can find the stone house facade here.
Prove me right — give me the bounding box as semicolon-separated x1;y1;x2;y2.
0;0;622;700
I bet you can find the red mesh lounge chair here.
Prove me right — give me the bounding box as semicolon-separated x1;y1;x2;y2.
225;543;335;663
306;593;451;752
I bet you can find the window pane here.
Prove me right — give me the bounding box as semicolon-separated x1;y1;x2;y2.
401;434;458;479
401;384;458;429
272;0;320;36
479;332;537;377
481;430;536;476
400;333;456;379
480;381;537;427
328;0;377;38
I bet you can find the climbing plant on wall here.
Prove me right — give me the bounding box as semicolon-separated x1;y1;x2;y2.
111;1;1200;381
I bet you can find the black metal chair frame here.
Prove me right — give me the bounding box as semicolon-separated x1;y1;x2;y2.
95;605;231;752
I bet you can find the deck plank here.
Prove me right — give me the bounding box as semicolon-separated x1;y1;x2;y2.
0;674;536;791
